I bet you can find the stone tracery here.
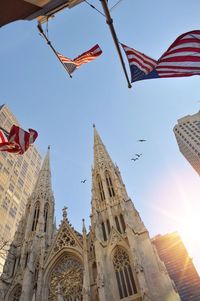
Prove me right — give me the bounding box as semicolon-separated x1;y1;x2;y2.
48;255;83;301
9;284;22;301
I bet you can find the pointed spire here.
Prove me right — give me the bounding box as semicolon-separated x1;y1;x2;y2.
93;126;113;168
82;218;87;234
31;147;52;198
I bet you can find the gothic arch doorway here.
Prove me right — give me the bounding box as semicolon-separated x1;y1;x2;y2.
8;284;22;301
47;253;83;301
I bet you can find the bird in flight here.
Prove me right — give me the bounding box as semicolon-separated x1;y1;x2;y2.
138;139;146;142
135;153;142;158
81;179;87;183
131;158;138;161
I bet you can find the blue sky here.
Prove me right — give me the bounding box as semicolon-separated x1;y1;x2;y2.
1;0;200;272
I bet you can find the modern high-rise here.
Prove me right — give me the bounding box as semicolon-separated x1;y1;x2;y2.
0;127;180;301
152;232;200;301
174;111;200;175
0;104;41;273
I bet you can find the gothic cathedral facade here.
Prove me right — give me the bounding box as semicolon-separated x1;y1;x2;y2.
0;127;180;301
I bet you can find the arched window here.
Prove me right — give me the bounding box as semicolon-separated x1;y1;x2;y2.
120;214;126;233
25;252;29;268
44;203;49;232
102;222;107;241
9;284;22;301
97;174;105;202
11;258;17;277
48;255;83;301
113;248;137;299
115;216;121;233
92;262;97;283
106;219;111;234
105;171;115;197
32;202;40;231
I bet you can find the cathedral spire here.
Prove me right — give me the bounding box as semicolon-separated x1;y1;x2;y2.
31;146;52;198
93;125;113;168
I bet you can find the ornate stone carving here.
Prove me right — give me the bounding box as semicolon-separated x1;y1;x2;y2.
48;255;83;301
109;228;122;246
9;284;22;301
53;225;78;253
113;248;130;271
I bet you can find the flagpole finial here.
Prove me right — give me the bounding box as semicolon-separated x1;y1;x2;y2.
93;124;96;128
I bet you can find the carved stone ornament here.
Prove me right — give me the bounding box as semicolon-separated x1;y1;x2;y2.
109;228;122;246
9;284;22;301
48;255;83;301
53;224;78;254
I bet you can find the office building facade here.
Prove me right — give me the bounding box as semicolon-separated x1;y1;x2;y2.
174;111;200;175
152;232;200;301
0;104;41;273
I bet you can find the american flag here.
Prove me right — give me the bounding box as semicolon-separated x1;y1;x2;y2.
122;30;200;83
0;128;8;144
57;44;102;75
0;125;38;154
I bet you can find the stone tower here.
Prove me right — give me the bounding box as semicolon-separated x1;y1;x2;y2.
0;147;55;301
0;128;181;301
88;126;180;301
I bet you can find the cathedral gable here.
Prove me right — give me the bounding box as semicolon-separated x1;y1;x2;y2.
108;227;127;248
46;219;83;261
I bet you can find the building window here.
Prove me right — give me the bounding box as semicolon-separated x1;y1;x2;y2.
44;203;49;232
9;284;22;301
11;258;17;277
9;206;17;218
102;222;107;241
25;253;29;268
115;216;121;233
113;248;137;299
32;202;40;231
105;171;115;197
120;214;126;233
106;219;111;234
92;261;97;283
97;174;105;202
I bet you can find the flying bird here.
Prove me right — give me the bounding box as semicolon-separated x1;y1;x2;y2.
138;139;146;142
135;153;142;158
81;179;87;183
131;158;138;161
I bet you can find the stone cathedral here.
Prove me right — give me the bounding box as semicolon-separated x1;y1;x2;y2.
0;127;180;301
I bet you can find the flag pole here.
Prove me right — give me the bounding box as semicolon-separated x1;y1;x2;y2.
100;0;132;88
37;22;72;78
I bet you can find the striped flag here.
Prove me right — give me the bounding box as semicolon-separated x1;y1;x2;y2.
122;30;200;83
0;129;8;144
57;44;102;75
0;125;38;154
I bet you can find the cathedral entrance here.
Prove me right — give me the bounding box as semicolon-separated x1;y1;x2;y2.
48;254;83;301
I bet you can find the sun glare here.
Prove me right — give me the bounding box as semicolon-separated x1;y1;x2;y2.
150;169;200;274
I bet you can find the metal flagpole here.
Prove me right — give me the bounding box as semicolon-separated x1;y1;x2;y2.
37;22;72;78
100;0;132;88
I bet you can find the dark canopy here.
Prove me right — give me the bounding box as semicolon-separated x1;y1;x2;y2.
0;0;82;27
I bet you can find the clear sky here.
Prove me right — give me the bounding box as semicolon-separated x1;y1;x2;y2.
1;0;200;273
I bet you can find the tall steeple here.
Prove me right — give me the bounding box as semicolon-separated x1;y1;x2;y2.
31;145;52;200
90;127;180;301
92;126;130;220
0;147;55;301
24;146;55;243
93;124;114;169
